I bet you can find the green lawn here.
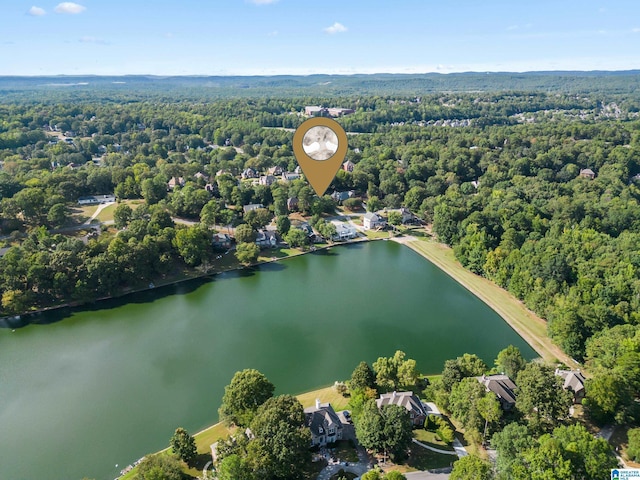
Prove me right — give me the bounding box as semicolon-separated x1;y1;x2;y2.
405;443;456;471
413;429;455;451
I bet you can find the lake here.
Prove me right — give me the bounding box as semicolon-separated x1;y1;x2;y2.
0;240;536;480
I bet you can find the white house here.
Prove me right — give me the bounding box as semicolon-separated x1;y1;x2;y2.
363;212;385;230
332;222;357;241
77;194;116;205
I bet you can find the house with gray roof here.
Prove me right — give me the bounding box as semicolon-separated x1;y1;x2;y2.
555;369;586;404
477;374;517;410
363;212;385;230
242;203;264;214
304;400;343;447
376;391;427;427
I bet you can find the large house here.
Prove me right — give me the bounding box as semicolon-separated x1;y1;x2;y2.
77;194;116;205
342;160;355;172
555;369;586;404
243;203;264;214
256;230;277;248
304;400;344;447
477;374;517;410
332;223;357;241
363;212;385;230
376;391;427;427
259;175;276;186
241;167;258;180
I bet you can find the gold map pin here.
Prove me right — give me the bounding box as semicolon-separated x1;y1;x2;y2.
293;117;348;197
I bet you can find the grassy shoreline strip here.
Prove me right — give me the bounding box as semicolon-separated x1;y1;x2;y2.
399;237;577;368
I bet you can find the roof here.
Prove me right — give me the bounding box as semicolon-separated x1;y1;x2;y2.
555;369;586;393
376;391;426;417
243;203;264;213
304;402;342;436
580;168;595;175
364;212;380;221
477;374;517;406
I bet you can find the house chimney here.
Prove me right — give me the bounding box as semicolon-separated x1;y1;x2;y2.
315;399;320;409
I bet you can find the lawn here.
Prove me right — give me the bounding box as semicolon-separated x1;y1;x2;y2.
405;238;575;367
413;429;455;451
330;440;359;463
405;443;456;471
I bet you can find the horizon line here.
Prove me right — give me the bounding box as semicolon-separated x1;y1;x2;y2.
2;68;640;78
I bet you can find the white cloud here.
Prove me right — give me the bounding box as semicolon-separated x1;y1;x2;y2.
28;6;46;16
633;28;640;33
507;25;518;31
54;2;86;14
249;0;278;4
79;36;109;45
324;22;347;34
267;30;279;37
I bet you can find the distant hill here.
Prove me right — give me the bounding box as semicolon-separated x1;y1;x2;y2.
1;71;640;101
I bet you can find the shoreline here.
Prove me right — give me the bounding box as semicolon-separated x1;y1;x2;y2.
0;237;373;328
395;236;578;368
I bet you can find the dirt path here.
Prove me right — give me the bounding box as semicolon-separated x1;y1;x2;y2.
393;236;578;368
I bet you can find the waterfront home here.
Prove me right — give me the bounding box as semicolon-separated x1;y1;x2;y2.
376;391;427;427
304;400;344;447
555;369;586;404
332;223;357;241
363;212;385;230
256;230;277;248
476;374;517;410
212;233;232;250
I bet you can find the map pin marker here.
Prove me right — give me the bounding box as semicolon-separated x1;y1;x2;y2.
293;117;348;197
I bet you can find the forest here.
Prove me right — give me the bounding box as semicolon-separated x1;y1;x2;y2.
2;78;640;437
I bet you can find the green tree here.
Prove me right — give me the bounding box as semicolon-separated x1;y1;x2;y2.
450;455;493;480
169;427;196;464
383;471;407;480
516;363;572;432
276;215;291;236
584;371;633;425
234;224;257;243
47;203;68;228
235;242;260;265
141;177;167;205
284;228;309;249
217;454;253;480
219;369;274;427
381;404;413;460
628;428;640;462
114;204;133;229
494;345;526;379
173;225;212;266
350;361;376;391
491;423;534;480
244;208;272;230
247;394;311;479
355;400;413;461
134;453;183;480
449;377;487;433
388;211;402;228
373;350;419;391
200;199;222;227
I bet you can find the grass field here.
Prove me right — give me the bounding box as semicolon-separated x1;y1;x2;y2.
402;237;577;368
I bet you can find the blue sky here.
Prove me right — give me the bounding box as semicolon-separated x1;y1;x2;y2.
2;0;640;75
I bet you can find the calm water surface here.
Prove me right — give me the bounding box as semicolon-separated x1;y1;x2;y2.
0;241;535;480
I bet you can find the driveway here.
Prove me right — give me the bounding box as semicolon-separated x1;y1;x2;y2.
317;415;372;480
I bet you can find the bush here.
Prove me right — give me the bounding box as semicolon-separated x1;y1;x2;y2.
436;425;455;444
628;428;640;462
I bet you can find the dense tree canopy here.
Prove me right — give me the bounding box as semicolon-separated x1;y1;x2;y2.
219;369;275;427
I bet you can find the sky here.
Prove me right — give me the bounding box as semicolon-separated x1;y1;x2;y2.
2;0;640;76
